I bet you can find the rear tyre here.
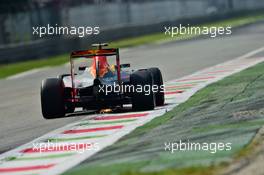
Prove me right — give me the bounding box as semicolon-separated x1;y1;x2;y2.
41;78;65;119
131;70;155;111
148;67;165;106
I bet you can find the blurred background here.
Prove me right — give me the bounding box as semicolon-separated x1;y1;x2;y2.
1;0;264;63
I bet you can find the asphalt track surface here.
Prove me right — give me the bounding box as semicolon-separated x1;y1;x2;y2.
0;21;264;155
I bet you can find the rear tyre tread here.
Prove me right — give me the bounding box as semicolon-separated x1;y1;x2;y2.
131;69;156;111
41;78;66;119
148;67;165;106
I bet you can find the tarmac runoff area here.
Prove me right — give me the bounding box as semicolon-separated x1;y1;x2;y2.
0;50;264;174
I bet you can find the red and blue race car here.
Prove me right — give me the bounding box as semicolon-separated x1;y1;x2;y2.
41;43;164;119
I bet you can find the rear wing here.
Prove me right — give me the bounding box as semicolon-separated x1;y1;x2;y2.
70;48;118;58
69;48;121;95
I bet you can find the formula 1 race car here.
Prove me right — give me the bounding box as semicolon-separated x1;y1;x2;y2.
41;43;164;119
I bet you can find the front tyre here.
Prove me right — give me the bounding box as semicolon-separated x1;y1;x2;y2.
41;78;65;119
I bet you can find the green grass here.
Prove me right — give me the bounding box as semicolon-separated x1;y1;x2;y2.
0;54;68;79
65;163;218;175
192;119;264;132
1;12;264;79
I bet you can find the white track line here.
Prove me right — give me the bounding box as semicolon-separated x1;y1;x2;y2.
237;46;264;59
0;47;264;175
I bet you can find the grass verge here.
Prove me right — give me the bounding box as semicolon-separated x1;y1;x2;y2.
0;54;67;79
64;62;264;175
1;12;264;79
